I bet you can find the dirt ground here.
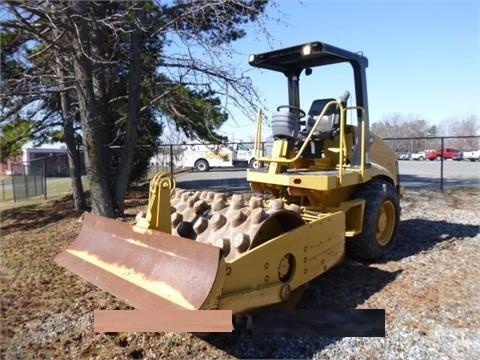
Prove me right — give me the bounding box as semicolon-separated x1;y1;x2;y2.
1;188;479;359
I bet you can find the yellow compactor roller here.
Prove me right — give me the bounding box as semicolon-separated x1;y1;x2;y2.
56;41;401;315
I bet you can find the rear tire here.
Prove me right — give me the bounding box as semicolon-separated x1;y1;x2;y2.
194;159;209;172
346;179;400;260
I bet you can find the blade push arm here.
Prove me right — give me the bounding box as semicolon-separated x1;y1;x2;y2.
134;173;175;234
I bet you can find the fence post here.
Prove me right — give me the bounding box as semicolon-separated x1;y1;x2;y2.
24;173;28;198
440;137;444;192
1;180;4;201
34;173;38;196
43;158;47;199
12;175;16;202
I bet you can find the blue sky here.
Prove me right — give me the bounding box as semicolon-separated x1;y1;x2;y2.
218;0;480;141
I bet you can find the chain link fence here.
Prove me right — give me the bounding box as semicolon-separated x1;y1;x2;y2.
1;178;14;201
3;153;87;203
379;135;479;191
10;162;45;201
382;135;479;158
157;137;478;191
2;136;477;203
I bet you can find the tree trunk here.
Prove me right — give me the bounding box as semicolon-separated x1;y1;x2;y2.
90;4;112;188
114;6;146;216
55;59;86;211
71;1;114;217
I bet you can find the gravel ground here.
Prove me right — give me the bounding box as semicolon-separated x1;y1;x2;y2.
1;187;479;359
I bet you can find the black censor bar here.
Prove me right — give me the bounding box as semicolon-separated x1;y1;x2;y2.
238;309;385;337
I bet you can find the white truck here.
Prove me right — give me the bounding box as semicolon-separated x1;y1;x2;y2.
462;150;480;162
179;143;257;172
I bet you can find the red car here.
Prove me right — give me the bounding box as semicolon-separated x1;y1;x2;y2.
425;148;460;160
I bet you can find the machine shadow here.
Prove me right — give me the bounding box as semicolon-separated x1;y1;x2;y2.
379;218;479;262
201;218;478;358
202;263;401;359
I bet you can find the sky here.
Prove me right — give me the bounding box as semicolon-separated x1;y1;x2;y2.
217;0;480;142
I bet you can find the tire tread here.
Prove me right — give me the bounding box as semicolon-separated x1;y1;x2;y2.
346;179;400;260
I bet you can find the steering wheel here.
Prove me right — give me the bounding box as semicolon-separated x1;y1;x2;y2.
276;105;306;119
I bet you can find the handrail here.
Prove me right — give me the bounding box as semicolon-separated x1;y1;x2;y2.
254;108;263;159
338;104;346;183
251;101;369;185
345;106;367;178
256;100;345;164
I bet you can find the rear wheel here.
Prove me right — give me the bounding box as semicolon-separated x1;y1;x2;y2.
194;159;209;172
346;179;400;260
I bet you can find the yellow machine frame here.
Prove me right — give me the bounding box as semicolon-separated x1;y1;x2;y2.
126;96;400;314
56;41;401;317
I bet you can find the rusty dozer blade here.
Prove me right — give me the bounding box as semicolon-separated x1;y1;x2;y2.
55;213;222;310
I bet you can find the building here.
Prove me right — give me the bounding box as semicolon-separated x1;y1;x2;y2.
0;153;23;176
1;143;85;177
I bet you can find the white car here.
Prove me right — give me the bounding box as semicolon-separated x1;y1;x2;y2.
411;151;425;160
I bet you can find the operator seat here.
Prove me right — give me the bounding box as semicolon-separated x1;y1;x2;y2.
303;98;341;140
297;98;339;159
299;91;350;160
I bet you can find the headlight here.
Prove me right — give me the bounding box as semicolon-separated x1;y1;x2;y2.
249;54;255;63
302;44;312;56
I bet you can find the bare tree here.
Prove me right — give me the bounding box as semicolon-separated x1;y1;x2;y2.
439;115;479;150
371;113;434;152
